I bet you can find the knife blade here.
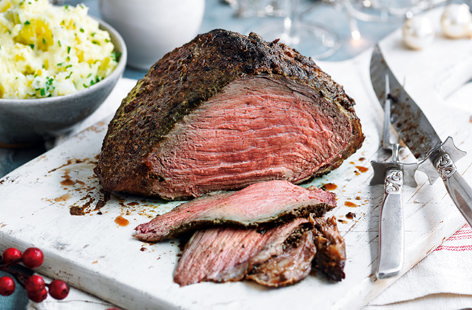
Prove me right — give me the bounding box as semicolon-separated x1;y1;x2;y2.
370;46;442;161
370;45;472;227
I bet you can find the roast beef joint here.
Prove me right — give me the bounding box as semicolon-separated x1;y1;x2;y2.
96;29;364;200
95;29;362;288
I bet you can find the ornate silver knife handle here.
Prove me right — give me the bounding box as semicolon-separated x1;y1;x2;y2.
377;168;404;279
435;152;472;226
419;137;472;226
435;153;456;180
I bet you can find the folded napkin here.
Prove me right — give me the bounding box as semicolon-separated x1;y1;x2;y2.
366;224;472;309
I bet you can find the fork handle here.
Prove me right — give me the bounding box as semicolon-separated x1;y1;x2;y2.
377;169;404;279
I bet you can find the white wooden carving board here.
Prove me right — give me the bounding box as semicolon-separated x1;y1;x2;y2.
1;15;471;309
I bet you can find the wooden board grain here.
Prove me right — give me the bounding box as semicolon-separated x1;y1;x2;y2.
1;18;471;309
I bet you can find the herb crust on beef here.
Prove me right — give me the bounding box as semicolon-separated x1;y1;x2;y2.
96;29;364;199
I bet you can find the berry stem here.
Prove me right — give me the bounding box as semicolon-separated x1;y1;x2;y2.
0;262;35;288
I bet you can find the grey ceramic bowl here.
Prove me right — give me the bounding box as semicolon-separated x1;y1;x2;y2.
0;20;127;146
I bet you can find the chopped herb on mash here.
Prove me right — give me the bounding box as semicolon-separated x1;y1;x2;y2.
0;0;118;99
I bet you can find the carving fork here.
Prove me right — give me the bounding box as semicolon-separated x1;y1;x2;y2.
370;75;418;279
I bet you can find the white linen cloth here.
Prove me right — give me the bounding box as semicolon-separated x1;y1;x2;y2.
366;224;472;309
25;79;472;309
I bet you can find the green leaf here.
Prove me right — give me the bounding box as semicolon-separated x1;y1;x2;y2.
111;51;121;62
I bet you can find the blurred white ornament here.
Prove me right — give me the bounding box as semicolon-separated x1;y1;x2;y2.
402;15;435;50
441;4;472;39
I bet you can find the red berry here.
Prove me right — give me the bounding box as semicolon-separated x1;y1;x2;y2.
25;275;46;293
48;280;69;300
0;276;15;296
22;248;44;268
2;248;22;265
27;288;48;303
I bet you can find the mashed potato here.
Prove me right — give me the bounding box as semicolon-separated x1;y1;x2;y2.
0;0;118;99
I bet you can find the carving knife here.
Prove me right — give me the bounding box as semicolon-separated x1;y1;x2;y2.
370;45;472;227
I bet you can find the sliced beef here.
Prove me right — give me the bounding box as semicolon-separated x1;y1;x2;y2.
174;227;270;285
174;216;346;287
312;216;346;281
246;228;316;287
134;180;336;242
96;29;364;199
174;218;312;286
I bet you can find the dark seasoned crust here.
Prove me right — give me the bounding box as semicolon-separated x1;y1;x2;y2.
96;29;364;197
246;224;317;287
312;216;346;281
135;202;333;243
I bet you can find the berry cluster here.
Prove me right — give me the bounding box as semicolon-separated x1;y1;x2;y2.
0;247;69;302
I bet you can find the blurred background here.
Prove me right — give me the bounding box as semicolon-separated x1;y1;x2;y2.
55;0;445;79
1;0;465;177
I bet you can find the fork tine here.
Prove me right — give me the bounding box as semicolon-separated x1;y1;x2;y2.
382;74;392;151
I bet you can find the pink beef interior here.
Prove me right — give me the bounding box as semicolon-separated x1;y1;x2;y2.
134;180;336;242
174;218;310;286
145;76;355;199
174;228;270;286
